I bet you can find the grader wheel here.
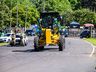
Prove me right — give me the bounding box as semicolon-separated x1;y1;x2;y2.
58;36;65;51
34;37;40;51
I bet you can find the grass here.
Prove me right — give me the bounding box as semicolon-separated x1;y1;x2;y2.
0;42;9;46
84;38;96;46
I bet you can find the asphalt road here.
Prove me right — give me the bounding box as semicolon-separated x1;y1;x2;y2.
0;37;96;72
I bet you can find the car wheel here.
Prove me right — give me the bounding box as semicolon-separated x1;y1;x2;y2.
80;36;83;38
7;39;10;43
10;40;15;46
24;41;27;46
87;35;90;38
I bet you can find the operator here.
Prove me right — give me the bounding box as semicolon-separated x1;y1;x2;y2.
47;16;53;29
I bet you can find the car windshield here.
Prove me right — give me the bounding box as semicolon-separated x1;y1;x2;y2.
26;30;33;32
16;35;20;38
4;34;11;37
41;17;59;28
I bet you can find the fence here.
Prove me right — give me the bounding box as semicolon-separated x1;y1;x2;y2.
68;28;80;37
91;29;96;38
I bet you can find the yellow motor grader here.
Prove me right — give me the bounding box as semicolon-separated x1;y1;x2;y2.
34;12;65;51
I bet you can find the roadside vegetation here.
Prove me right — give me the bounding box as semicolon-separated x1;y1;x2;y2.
0;0;96;30
84;38;96;46
0;42;9;46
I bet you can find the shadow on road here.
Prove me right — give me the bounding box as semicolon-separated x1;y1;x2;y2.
7;45;27;47
12;48;60;53
12;49;35;52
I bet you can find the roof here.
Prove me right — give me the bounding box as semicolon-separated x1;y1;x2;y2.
70;21;80;25
40;12;60;18
70;21;80;28
84;24;94;27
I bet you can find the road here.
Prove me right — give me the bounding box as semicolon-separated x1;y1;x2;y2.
0;37;96;72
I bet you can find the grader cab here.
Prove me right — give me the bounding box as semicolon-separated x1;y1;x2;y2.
34;12;65;51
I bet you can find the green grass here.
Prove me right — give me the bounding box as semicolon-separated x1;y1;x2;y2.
84;38;96;46
0;42;9;46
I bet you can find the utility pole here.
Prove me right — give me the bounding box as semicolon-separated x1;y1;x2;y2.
25;0;28;32
16;0;18;28
2;0;4;30
10;0;12;31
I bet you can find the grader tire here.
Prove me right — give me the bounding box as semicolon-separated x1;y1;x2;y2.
20;40;26;46
59;36;65;51
34;37;40;51
39;46;44;50
10;40;15;46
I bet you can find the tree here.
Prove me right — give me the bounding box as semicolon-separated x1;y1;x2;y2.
69;0;78;9
11;1;39;28
31;0;72;14
63;9;96;25
0;0;39;29
73;9;96;24
0;0;10;29
80;0;96;11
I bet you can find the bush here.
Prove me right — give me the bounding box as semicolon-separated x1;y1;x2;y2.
73;9;96;25
62;9;96;25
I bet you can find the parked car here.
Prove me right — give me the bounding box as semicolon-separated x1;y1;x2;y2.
0;33;12;42
25;30;35;36
80;29;91;38
0;32;2;37
60;29;69;37
10;33;28;46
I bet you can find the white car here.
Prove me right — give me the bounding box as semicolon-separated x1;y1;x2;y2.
15;34;28;44
0;33;12;42
10;33;28;46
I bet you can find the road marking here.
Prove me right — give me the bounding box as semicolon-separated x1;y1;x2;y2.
90;45;95;57
83;40;95;57
67;38;95;57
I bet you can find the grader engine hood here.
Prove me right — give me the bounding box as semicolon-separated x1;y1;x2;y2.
41;28;60;45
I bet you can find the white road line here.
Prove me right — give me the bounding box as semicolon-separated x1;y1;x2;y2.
90;45;95;57
83;40;95;57
67;38;95;57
